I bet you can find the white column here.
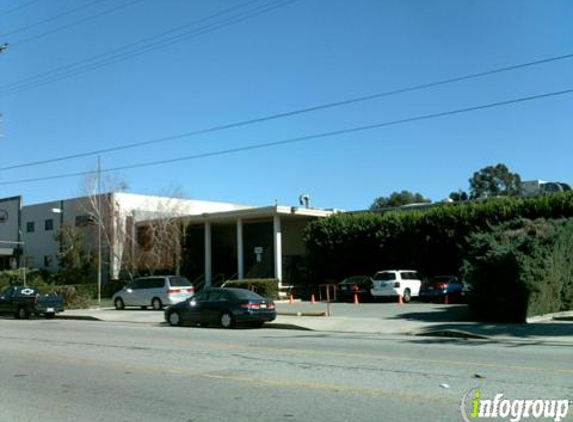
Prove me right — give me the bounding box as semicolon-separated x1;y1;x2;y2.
204;221;212;288
273;214;282;283
237;219;244;280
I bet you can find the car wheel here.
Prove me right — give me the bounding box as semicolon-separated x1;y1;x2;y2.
220;312;234;329
151;298;163;311
16;306;30;319
402;288;412;303
168;311;181;327
114;298;125;310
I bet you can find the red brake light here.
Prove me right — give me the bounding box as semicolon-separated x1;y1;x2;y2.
350;285;359;291
437;283;448;290
240;302;261;310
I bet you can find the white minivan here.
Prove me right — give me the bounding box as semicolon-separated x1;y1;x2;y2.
370;270;422;303
112;276;194;310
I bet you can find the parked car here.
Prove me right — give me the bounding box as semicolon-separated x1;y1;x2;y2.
0;285;64;319
112;275;194;310
370;270;422;303
419;275;464;303
337;276;373;302
165;287;276;328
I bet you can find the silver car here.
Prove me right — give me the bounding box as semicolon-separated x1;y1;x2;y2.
112;276;194;310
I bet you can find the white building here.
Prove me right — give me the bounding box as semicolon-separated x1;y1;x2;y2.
0;193;335;288
521;180;572;196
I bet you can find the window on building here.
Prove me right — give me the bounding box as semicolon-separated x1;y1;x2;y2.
26;221;35;232
44;255;53;267
45;219;54;231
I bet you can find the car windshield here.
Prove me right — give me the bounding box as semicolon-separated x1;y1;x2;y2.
169;277;192;287
373;272;396;281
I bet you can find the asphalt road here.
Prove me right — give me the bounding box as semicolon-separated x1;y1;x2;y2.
1;319;572;422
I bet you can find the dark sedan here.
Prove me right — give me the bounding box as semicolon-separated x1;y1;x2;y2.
337;276;373;302
164;287;276;328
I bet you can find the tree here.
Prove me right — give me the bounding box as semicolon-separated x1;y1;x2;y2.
449;190;469;202
468;163;522;199
370;190;430;210
129;194;187;276
53;224;92;285
81;172;131;282
80;173;189;280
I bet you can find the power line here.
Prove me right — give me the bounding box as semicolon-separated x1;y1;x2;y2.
1;87;571;187
1;51;572;172
0;0;292;95
11;0;148;47
0;0;111;38
0;0;42;18
0;0;296;96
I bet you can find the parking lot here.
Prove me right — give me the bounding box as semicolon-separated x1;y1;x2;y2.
277;299;473;322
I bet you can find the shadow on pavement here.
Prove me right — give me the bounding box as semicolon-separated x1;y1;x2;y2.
389;304;475;323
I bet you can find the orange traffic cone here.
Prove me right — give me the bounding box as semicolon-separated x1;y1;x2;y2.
289;294;294;304
353;293;359;305
310;294;316;304
398;294;403;304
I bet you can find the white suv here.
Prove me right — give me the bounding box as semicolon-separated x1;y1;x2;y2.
370;270;422;303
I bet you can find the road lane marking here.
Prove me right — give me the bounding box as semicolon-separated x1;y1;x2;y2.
1;333;572;376
202;373;457;403
0;349;457;404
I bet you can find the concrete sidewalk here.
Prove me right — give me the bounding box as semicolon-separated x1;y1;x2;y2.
59;303;573;345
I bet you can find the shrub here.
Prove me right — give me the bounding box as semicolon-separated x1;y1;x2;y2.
0;268;51;290
462;218;573;322
223;278;279;299
104;280;128;298
305;193;573;282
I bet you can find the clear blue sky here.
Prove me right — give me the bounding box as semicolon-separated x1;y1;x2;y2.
1;0;572;210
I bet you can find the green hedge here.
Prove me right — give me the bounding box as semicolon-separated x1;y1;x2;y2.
0;268;50;290
305;193;573;282
223;279;279;299
462;218;573;322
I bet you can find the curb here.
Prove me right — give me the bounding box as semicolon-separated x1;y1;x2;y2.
277;311;326;317
56;315;102;322
527;311;573;323
415;329;490;340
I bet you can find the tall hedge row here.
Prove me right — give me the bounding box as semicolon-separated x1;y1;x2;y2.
304;193;573;281
462;218;573;322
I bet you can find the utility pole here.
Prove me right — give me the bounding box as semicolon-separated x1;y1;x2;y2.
0;44;7;138
97;156;102;305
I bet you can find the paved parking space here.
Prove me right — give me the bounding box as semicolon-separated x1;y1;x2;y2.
276;300;473;322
